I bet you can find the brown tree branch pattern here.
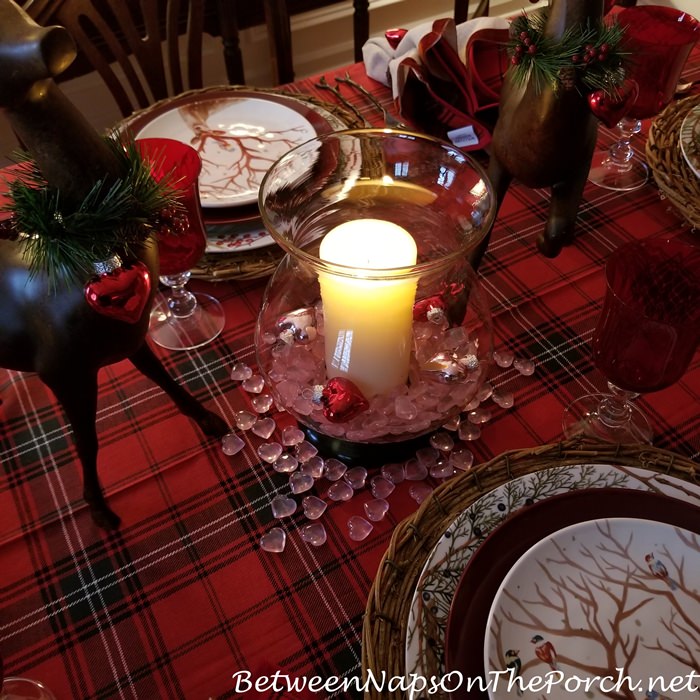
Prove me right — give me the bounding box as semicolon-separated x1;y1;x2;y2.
177;100;313;201
487;520;700;700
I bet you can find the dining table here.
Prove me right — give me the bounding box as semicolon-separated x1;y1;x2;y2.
0;32;699;700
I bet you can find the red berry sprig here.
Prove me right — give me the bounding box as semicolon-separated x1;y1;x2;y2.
507;8;625;94
571;41;611;66
153;205;190;238
511;29;539;65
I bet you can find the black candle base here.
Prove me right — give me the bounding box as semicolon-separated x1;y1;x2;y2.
301;427;430;468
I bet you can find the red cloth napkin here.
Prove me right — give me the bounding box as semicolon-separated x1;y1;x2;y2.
395;18;510;148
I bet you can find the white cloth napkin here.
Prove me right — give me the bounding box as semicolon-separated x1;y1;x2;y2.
363;16;510;99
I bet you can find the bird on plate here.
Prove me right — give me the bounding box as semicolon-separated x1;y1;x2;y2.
504;649;523;695
531;634;558;671
646;690;674;700
645;553;678;590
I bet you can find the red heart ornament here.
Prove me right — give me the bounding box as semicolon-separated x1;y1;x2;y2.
588;79;639;128
321;377;369;423
84;262;151;324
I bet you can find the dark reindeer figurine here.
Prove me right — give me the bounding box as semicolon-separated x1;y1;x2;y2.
475;0;606;265
0;0;229;529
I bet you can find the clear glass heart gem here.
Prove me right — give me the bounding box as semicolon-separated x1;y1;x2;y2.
289;472;314;494
273;453;299;473
271;494;296;518
281;426;305;446
513;357;535;376
381;463;405;484
344;467;368;490
242;374;266;394
257;442;283;463
347;515;373;541
409;482;433;504
493;350;514;368
404;458;428;481
450;447;474;471
302;495;327;519
324;459;347;481
364;498;389;522
260;527;286;553
251;394;274;413
300;455;325;479
221;433;245;456
251;417;276;439
295;441;319;463
300;522;327;546
370;476;395;499
231;362;253;381
327;481;353;502
429;431;454;452
235;410;257;430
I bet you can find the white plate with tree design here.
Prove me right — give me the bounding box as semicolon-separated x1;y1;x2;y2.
484;517;700;699
133;94;318;208
404;465;700;698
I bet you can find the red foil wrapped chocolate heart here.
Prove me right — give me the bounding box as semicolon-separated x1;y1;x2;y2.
321;377;369;423
84;262;151;323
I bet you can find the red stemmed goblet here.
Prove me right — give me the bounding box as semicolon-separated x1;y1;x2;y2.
589;5;699;191
563;237;700;443
136;137;225;351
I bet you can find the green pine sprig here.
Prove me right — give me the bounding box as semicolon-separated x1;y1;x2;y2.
2;135;177;290
508;10;627;95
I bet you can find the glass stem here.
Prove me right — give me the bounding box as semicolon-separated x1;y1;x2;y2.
160;271;197;318
608;117;642;170
597;382;638;429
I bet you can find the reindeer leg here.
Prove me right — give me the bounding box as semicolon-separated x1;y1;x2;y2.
469;156;513;271
42;368;120;530
130;343;229;437
536;178;582;257
537;135;596;258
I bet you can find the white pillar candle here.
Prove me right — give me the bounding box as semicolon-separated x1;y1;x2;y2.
318;219;418;398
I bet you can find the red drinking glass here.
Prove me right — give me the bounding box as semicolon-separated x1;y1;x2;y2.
564;237;700;443
139;139;206;274
589;6;699;191
136;138;225;350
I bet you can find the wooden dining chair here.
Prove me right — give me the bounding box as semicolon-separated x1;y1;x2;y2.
260;0;369;85
454;0;491;24
261;0;492;87
21;0;241;117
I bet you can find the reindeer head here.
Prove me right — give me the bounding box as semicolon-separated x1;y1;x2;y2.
0;0;77;108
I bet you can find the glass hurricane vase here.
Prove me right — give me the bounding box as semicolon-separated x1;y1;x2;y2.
1;651;56;700
255;129;496;461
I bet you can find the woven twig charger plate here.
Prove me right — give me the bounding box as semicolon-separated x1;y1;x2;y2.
361;437;699;699
121;86;367;282
646;93;700;229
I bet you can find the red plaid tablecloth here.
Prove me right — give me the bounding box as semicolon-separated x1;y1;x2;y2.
1;51;699;699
